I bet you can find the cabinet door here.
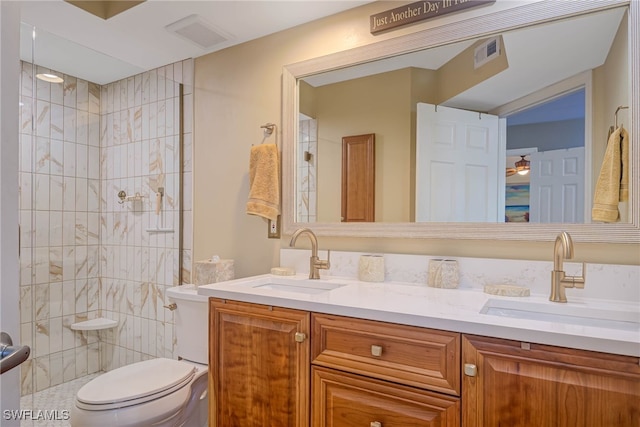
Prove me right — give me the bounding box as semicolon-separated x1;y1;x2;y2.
313;366;460;427
210;299;310;427
463;334;640;427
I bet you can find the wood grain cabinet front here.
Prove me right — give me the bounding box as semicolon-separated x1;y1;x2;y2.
209;299;310;427
312;313;461;396
462;334;640;427
312;366;460;427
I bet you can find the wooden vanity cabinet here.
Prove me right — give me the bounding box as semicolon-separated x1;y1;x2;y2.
462;334;640;427
313;366;460;427
209;299;310;427
311;313;461;427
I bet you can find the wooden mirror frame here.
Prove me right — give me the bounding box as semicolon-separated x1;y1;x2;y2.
282;0;639;243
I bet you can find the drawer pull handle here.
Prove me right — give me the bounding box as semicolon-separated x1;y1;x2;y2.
464;363;477;377
371;345;383;357
294;332;307;343
370;422;382;427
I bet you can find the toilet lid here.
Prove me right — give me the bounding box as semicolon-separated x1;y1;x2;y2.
77;358;195;407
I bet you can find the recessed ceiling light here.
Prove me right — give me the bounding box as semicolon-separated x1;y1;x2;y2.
36;73;64;83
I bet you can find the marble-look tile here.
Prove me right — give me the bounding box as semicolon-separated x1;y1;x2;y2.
62;282;75;316
49;282;63;318
35;136;50;174
34;248;49;285
34;320;50;357
75;346;88;378
75;280;88;314
88;112;100;148
20;286;33;323
34;211;49;248
63;142;76;178
89;82;100;114
20;358;34;396
35;355;51;392
75;142;88;178
77;79;88;112
49;247;63;282
49;351;63;387
64;106;76;143
50;104;64;141
49;318;63;354
62;348;76;382
75;212;88;246
50;176;63;212
63;77;77;108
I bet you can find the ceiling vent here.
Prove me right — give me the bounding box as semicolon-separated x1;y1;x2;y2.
474;36;501;69
165;14;229;50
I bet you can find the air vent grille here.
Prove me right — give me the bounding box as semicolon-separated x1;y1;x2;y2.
166;14;228;50
474;36;501;69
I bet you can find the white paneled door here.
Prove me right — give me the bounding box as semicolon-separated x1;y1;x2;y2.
529;147;585;223
416;103;506;222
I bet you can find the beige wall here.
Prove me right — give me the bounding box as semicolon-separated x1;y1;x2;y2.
194;1;638;279
314;68;413;223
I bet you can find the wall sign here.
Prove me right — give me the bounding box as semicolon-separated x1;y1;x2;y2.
370;0;495;34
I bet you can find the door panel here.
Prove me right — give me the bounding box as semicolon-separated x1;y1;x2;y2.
416;103;503;222
529;147;585;223
341;134;375;222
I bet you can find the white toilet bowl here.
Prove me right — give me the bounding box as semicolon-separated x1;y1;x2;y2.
71;285;209;427
71;358;208;427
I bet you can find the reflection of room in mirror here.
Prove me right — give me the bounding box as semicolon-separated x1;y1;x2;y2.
294;6;627;226
297;115;317;222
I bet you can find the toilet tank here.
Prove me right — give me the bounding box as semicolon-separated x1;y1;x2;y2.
166;285;209;365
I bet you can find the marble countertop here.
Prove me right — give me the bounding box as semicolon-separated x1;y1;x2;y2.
197;274;640;357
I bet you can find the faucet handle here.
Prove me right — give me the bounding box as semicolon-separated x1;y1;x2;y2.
325;250;331;269
571;262;586;288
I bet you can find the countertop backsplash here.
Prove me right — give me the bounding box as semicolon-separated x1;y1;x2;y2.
280;248;639;304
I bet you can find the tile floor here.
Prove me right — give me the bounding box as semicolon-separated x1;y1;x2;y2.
19;374;98;427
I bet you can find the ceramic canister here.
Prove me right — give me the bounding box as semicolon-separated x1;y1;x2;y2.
358;255;385;282
428;259;459;288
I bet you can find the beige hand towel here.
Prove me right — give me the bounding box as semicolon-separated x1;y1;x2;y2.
592;127;628;222
246;143;280;222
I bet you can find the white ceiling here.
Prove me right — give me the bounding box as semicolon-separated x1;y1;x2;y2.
18;0;374;85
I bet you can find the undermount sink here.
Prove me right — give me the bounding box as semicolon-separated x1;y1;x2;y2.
481;298;640;331
249;277;345;295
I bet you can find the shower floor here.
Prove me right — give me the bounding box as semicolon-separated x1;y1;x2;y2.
19;373;99;427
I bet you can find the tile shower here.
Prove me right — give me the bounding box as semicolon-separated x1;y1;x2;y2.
18;59;194;398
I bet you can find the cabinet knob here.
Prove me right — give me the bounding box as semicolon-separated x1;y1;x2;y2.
294;332;307;343
370;422;382;427
371;345;383;357
464;363;477;377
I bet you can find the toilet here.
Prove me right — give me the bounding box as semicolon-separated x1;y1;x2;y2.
71;285;209;427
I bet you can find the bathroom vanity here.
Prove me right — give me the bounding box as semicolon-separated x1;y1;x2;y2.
201;263;640;427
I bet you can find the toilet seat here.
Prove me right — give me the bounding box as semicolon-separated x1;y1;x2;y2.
76;358;195;411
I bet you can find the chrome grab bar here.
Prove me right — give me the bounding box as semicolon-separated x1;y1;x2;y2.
0;332;30;375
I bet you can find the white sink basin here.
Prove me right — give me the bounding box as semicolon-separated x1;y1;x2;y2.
247;277;345;295
481;298;640;331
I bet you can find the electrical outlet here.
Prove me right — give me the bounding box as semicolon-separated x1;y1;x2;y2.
268;216;280;239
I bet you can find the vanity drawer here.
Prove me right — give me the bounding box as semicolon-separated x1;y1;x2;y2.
312;366;460;427
311;313;460;395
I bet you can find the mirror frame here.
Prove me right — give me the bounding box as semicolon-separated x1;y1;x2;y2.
282;0;639;243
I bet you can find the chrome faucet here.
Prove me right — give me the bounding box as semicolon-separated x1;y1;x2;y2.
289;228;330;279
550;231;586;303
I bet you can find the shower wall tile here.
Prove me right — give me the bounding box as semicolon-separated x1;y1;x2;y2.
20;58;193;393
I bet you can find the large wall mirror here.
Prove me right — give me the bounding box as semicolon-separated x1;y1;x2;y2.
282;0;639;243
